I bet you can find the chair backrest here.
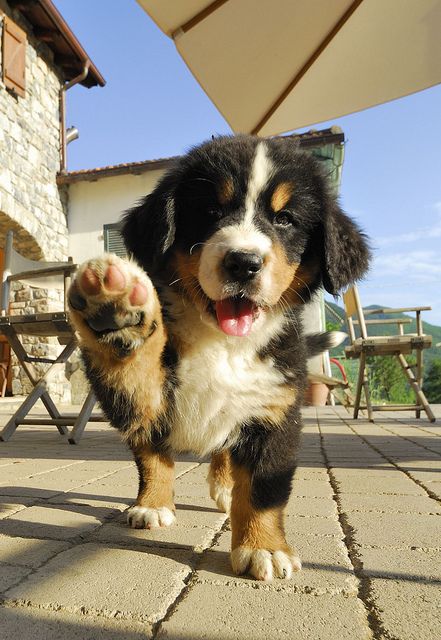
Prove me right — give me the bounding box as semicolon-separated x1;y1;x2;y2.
343;285;367;341
1;230;77;314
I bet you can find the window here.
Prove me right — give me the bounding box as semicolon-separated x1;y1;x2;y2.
2;16;26;98
103;223;127;258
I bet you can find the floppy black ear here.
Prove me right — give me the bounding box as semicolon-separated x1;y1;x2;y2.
321;203;370;295
121;189;175;274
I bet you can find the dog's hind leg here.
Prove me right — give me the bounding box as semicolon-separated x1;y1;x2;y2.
207;449;233;513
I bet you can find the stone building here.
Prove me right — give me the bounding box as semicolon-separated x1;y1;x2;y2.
0;0;104;399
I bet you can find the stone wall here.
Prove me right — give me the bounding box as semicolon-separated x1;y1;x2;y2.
0;1;72;401
0;1;69;259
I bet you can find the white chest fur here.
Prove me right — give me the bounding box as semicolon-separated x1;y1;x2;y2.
168;309;288;456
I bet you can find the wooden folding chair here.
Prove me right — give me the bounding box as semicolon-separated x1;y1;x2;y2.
0;337;10;397
343;285;435;423
0;230;105;444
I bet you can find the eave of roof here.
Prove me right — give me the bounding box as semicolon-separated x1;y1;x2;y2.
56;157;178;185
9;0;105;88
57;128;344;185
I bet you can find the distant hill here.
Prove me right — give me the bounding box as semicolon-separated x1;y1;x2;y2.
325;300;441;368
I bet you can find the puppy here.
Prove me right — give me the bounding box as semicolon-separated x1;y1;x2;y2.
68;135;369;581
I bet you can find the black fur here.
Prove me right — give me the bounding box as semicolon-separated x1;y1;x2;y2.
118;135;370;513
122;135;370;296
82;350;137;433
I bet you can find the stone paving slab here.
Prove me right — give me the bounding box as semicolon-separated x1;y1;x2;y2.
285;513;343;537
0;496;35;519
368;578;440;640
92;502;227;553
359;547;441;581
4;542;193;625
338;492;441;515
333;473;428;496
0;406;439;639
0;503;121;540
0;564;32;592
0;606;152;639
158;583;372;639
346;511;440;548
0;534;70;568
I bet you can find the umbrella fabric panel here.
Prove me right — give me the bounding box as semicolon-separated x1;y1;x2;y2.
138;0;441;135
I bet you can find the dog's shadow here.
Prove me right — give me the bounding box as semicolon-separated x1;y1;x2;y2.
95;501;237;579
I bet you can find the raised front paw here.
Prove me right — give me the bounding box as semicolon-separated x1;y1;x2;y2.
68;254;160;356
231;546;302;581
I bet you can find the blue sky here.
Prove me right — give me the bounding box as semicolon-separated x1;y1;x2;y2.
55;0;441;325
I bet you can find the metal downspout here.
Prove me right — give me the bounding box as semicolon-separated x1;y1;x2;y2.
59;62;90;172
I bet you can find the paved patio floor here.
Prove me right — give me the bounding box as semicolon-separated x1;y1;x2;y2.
0;403;440;639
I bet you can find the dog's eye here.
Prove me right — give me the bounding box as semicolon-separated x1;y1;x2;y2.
274;211;294;227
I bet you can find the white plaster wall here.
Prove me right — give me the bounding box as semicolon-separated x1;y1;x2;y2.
67;169;166;263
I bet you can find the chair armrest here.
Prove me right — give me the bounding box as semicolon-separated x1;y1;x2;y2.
353;318;412;326
8;264;78;281
363;306;431;315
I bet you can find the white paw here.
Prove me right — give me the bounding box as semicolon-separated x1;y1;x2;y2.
127;505;176;529
208;477;232;513
231;546;302;581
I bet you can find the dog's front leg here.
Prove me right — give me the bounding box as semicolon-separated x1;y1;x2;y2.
68;255;176;529
230;427;302;581
127;444;176;528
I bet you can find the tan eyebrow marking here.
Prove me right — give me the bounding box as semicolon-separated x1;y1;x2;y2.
271;181;294;212
218;177;235;205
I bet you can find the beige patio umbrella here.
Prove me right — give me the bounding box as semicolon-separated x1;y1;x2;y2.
137;0;441;135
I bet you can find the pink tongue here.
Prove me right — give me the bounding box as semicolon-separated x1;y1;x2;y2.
215;298;255;337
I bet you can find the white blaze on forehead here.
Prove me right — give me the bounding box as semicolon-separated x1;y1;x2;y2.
198;141;274;301
244;142;274;227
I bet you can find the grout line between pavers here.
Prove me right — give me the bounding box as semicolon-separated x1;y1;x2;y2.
150;517;230;638
3;462;136;512
317;409;395;640
174;462;201;480
0;460;87;485
368;420;441;458
335;410;441;505
354;543;441;552
1;460;132;504
0;597;159;626
374;411;439;433
0;462;145;595
1;462;202;546
0;461;213;619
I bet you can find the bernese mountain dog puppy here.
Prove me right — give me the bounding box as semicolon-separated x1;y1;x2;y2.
68;135;369;581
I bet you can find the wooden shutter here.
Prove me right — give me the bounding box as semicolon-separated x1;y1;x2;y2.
2;16;26;98
103;223;127;258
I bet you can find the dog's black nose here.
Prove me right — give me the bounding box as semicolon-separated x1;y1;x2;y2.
223;250;263;282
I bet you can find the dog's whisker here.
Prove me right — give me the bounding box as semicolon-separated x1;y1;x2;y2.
291;275;312;297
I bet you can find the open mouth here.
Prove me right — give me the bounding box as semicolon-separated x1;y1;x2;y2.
207;296;261;337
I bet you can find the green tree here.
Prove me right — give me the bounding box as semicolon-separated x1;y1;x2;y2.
326;320;343;332
423;358;441;403
366;356;414;404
